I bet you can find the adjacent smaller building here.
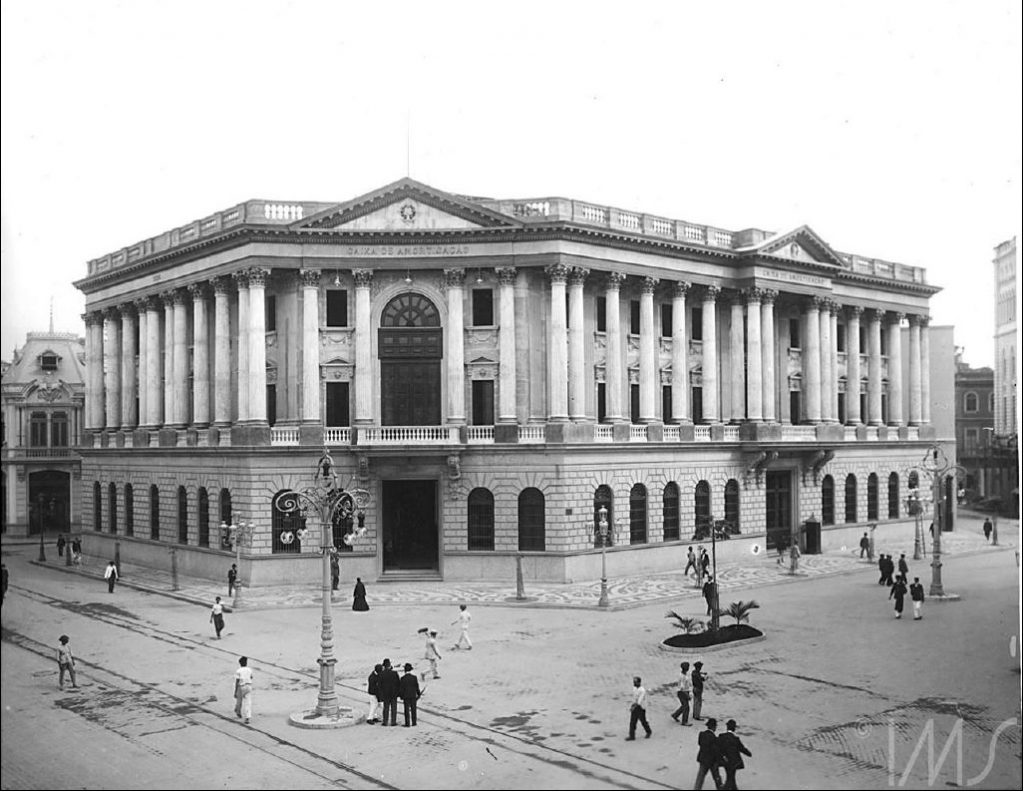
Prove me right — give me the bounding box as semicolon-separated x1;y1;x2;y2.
1;331;86;536
991;237;1019;517
953;350;993;500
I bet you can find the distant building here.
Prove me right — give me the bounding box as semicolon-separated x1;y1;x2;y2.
952;351;993;499
1;331;86;536
991;237;1019;516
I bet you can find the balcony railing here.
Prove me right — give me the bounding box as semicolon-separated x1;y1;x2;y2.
467;426;494;444
781;425;817;441
324;427;352;445
629;425;647;442
270;427;300;446
357;426;460;445
518;425;545;444
694;426;712;442
3;447;77;459
723;426;740;442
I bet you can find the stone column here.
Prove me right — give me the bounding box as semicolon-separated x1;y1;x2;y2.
846;306;863;424
189;283;211;428
212;278;232;427
920;317;931;424
233;273;250;423
299;270;322;423
729;292;745;422
701;286;720;423
867;309;884;425
908;315;923;425
119;305;137;430
496;267;518;424
352;269;373;425
172;290;189;427
745;289;763;421
761;290;777;422
134;300;149;430
247;268;269;424
84;312;104;431
818;301;833;422
444;268;467;425
638;276;658;423
887;313;904;426
162;292;176;426
145;297;163;427
567;267;589;422
829;302;840;422
604;273;626;423
671;282;690;423
802;299;822;423
103;308;122;430
545;264;570;422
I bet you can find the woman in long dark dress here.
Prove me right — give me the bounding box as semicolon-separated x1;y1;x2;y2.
352;577;369;611
889;575;908;619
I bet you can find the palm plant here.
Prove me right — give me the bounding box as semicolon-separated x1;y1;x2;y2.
719;599;760;625
665;610;702;634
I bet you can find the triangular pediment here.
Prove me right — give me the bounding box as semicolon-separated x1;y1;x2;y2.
742;225;846;268
299;178;521;232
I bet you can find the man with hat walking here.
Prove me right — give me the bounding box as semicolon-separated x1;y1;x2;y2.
692;661;708;720
398;663;422;726
378;658;400;726
717;718;752;790
694;717;722;789
671;661;692;725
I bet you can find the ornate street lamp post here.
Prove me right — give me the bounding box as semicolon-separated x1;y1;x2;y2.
275;449;370;725
905;486;928;561
919;445;964;597
597;505;610;608
220;518;255;608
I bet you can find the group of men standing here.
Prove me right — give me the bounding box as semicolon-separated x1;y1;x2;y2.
366;659;423;727
684;546;712;585
879;552;926;619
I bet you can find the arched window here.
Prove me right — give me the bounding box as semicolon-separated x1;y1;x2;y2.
964;392;978;413
867;473;879;520
198;488;210;547
272;489;305;553
887;472;900;519
150;485;160;540
380;292;441;327
845;474;858;523
30;411;48;447
662;482;680;541
219;488;232;548
467;488;495;551
694;480;711;536
821;475;835;526
724;479;740;533
908;471;919;491
177;486;189;544
109;483;118;534
518;488;546;551
52;412;69;447
93;482;102;531
125;483;134;537
594;485;614;547
629;484;647;544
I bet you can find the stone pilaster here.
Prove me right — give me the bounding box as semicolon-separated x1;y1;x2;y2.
745;288;763;421
299;269;322;424
908;314;923;425
729;292;745;423
638;276;658;424
604;272;627;423
233;272;250;423
247;268;270;424
444;268;467;425
760;289;777;422
568;267;589;422
496;267;517;424
803;298;822;423
671;282;690;423
701;285;721;423
846;305;863;424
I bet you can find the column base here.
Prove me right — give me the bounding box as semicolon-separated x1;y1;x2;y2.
494;423;520;444
645;423;664;442
158;428;179;447
231;423;271;446
299;424;325;446
815;423;845;442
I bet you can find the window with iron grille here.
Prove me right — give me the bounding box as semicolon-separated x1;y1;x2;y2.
888;472;900;519
177;486;189;544
198;488;210;547
594;485;613;547
867;473;879;521
125;483;134;537
694;480;711;534
518;488;545;551
845;474;858;523
467;488;495;551
629;484;647;544
109;483;118;534
821;475;835;526
662;482;680;541
724;479;740;532
93;482;102;532
272;490;305;553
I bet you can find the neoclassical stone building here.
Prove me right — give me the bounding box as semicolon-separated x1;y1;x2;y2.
75;178;942;583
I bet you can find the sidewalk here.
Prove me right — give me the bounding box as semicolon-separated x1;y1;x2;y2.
13;522;1015;612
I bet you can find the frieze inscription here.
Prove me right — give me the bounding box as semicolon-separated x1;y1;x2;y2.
344;245;472;258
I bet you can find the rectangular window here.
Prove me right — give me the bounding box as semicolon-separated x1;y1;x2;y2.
859;325;867;353
691;307;703;341
836;324;846;353
662;385;673;423
597;383;607;422
40;354;59;371
692;387;703;423
265;295;277;332
326;382;350;426
629;300;640;335
790;391;801;424
789;318;801;349
472;289;494;326
880;329;888;356
837;392;846;425
326;290;348;327
596;297;607;332
661;304;673;338
266;385;277;427
630;384;640;424
471;380;495;425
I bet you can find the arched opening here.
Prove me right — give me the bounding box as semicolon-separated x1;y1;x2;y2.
93;482;102;532
724;479;740;533
109;483;118;534
198;488;210;547
662;482;680;541
845;474;858;523
177;486;189;544
378;292;442;425
694;480;711;537
867;473;879;521
219;488;232;548
888;472;900;518
821;475;835;526
272;489;305;554
518;488;545;551
125;483;134;537
150;485;160;540
468;488;495;551
594;485;614;547
629;483;647;544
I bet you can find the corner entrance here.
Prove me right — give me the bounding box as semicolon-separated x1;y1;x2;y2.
381;479;439;572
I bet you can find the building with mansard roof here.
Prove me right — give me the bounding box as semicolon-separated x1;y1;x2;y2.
1;330;86;537
74;178;946;584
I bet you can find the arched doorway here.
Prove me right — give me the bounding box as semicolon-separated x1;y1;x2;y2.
378;292;442;425
29;470;71;535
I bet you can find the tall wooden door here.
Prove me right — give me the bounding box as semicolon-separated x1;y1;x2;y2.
381;361;441;425
765;470;792;550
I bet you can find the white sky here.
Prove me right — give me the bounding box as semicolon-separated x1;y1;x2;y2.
2;1;1020;367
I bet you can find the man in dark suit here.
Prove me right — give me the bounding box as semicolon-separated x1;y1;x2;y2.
694;717;722;789
716;718;752;790
398;663;422;726
378;658;401;726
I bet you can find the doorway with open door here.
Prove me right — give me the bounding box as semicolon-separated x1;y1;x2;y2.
381;480;439;572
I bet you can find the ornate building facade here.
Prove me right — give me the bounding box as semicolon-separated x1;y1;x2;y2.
991;236;1019;516
1;330;86;536
75;179;941;583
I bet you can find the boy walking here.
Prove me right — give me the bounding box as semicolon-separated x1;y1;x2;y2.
671;661;692;725
104;560;119;593
424;630;442;679
910;577;926;620
57;635;78;689
626;676;652;740
451;605;473;650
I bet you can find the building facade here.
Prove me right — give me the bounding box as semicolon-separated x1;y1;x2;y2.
74;179;944;583
1;331;86;536
953;352;994;499
991;236;1019;515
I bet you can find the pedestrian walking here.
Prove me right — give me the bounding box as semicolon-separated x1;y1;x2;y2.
717;718;753;790
692;661;708;720
889;575;908;619
700;548;711;582
210;596;225;638
330;555;340;592
877;553;887;584
671;661;692;725
882;555;894;586
684;546;698;579
789;543;801;573
983;518;993;542
71;537;82;565
423;629;442;679
227;564;237;597
451;604;472;650
859;532;870;558
910;577;926;620
366;663;382;724
352;577;369;611
626;676;652;740
897;554;909;578
57;534;66;558
694;717;723;790
398;663;422;726
233;656;253;723
378;658;400;726
702;578;716;616
104;560;119;593
57;635;78;689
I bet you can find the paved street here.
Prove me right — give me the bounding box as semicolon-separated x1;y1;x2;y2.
2;518;1021;790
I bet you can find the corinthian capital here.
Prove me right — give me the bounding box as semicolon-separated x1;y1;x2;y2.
604;272;627;292
640;276;658;295
495;266;517;286
352;269;374;288
188;282;209;301
247;267;270;288
299;269;322;289
673;281;691;298
444;268;466;288
702;285;721;302
569;267;590;287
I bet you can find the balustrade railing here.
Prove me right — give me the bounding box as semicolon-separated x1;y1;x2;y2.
907;426;920;440
595;425;614;442
467;426;494;444
359;426;459;445
323;427;351;445
843;427;858;442
723;426;740;442
629;425;647;442
663;425;681;442
518;425;545;443
781;425;817;441
694;425;712;442
270;427;300;446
